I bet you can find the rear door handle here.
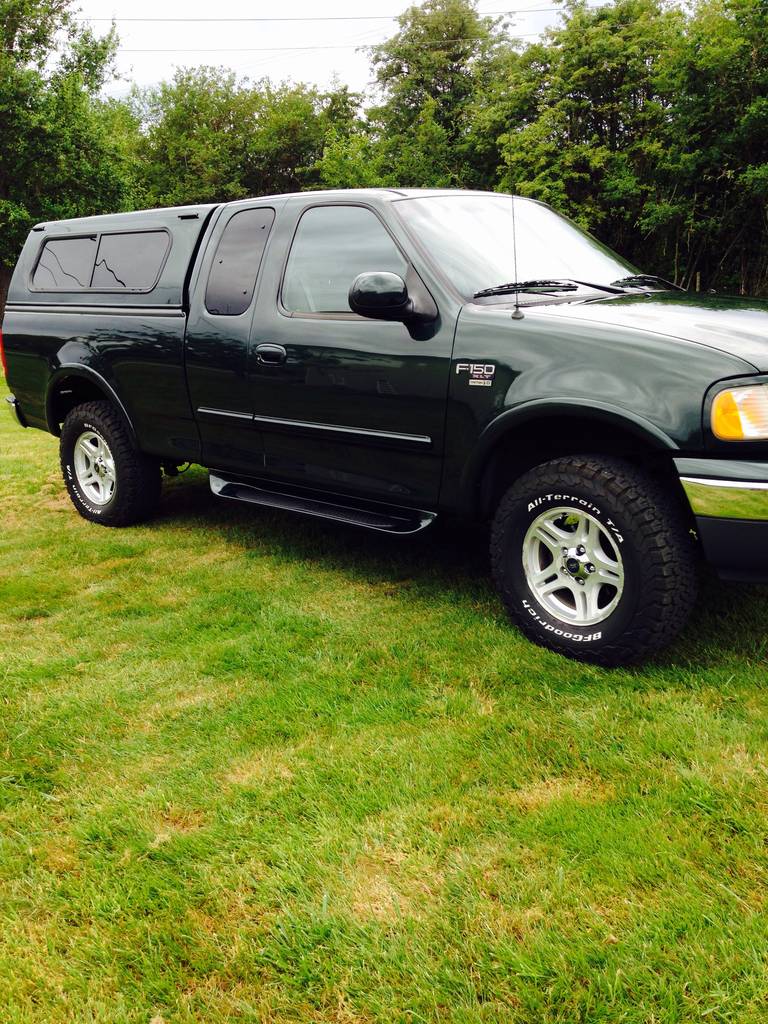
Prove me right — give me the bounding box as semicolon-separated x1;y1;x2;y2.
256;343;287;365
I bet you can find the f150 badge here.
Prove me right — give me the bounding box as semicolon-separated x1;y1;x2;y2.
456;362;496;387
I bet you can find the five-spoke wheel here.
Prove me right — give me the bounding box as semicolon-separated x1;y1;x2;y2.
523;507;624;627
73;430;117;506
490;456;698;665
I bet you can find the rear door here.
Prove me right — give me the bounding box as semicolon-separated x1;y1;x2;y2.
185;200;283;471
245;198;457;507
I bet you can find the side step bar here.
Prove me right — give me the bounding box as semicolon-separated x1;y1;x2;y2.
209;474;436;535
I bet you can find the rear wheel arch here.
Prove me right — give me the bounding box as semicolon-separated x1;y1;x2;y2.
46;366;137;444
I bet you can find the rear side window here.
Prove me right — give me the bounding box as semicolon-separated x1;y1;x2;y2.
205;208;275;315
31;230;170;291
32;236;98;289
91;231;169;289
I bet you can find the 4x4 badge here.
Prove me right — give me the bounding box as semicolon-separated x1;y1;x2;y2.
456;362;495;387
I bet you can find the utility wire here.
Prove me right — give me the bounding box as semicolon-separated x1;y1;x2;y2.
80;6;601;22
116;35;543;52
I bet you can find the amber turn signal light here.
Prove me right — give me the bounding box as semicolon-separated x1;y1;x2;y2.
712;385;768;440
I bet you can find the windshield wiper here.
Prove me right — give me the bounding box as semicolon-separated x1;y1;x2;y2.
473;278;626;298
611;274;684;292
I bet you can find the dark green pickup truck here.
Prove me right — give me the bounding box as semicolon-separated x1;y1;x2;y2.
4;188;768;665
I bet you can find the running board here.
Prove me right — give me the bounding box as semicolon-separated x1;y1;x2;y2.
209;474;436;535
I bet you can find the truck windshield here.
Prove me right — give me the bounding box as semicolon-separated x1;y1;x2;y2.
395;194;639;300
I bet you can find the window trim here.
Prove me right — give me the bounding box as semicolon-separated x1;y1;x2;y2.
278;201;412;322
204;206;276;317
29;227;172;294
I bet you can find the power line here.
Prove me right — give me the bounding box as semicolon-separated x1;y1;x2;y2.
116;35;544;53
81;6;596;23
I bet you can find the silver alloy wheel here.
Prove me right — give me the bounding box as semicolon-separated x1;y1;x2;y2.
522;506;624;627
73;430;117;506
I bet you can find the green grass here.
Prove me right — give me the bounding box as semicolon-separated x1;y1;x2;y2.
2;381;768;1023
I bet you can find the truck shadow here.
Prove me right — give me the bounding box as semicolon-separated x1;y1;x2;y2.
158;472;768;672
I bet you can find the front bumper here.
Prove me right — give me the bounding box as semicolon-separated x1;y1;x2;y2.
5;394;27;428
676;458;768;582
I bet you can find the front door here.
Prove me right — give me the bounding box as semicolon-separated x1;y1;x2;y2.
247;201;455;507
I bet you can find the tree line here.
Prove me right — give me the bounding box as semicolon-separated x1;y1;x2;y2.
1;0;767;304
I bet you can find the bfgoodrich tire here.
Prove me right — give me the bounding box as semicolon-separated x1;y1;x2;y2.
490;456;698;666
60;401;161;527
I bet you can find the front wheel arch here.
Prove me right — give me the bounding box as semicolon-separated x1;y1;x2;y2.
465;406;683;522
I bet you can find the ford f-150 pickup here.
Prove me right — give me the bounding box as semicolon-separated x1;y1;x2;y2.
4;188;768;665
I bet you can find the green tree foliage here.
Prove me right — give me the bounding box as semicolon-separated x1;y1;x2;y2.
1;0;767;298
0;1;129;289
130;69;257;207
495;0;684;258
656;0;768;292
339;0;507;188
315;0;507;191
133;68;363;207
491;0;768;293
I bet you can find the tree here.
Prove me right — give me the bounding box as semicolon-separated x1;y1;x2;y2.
133;70;359;205
366;0;510;187
654;0;768;292
495;0;684;260
131;68;257;207
0;1;130;302
487;0;768;293
243;82;329;196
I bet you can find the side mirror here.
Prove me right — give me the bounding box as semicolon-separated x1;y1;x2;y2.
348;272;413;321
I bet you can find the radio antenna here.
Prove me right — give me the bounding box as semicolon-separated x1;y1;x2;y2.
511;192;524;320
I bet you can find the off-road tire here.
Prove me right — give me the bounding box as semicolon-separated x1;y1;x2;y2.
60;401;161;527
490;455;698;666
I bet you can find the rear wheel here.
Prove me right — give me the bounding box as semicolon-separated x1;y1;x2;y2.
60;401;161;526
490;456;698;666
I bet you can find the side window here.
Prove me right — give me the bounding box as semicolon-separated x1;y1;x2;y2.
282;205;408;314
32;231;169;291
91;231;169;289
205;208;275;315
32;236;97;289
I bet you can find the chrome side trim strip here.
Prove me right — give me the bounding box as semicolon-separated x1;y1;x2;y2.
197;407;253;421
681;475;768;521
5;303;184;318
683;477;768;491
251;412;432;446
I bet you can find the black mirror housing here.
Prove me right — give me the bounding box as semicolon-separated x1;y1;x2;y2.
348;272;413;321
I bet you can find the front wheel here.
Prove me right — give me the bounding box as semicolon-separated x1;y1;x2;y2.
60;401;161;526
490;456;698;666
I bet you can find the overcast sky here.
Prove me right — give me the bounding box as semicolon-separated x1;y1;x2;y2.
71;0;574;96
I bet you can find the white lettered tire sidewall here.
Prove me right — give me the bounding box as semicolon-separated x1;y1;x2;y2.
63;419;118;519
59;400;161;527
490;456;699;666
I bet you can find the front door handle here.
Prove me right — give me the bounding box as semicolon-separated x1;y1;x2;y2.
256;343;287;365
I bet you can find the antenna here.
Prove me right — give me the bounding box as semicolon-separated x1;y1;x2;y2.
511;192;524;319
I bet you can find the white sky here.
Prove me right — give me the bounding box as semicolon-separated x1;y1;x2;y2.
71;0;574;97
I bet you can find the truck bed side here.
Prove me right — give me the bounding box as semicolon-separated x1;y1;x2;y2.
2;204;220;462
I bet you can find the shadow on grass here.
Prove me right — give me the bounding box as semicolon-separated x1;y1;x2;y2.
156;470;768;671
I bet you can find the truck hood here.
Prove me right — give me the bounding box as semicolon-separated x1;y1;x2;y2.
530;292;768;371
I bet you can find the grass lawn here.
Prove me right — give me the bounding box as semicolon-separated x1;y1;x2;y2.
2;380;768;1023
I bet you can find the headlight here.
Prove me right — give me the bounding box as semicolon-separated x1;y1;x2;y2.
712;384;768;440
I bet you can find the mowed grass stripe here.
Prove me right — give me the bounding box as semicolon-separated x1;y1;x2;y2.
2;380;768;1023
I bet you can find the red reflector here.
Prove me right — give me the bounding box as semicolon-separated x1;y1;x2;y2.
0;327;6;379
